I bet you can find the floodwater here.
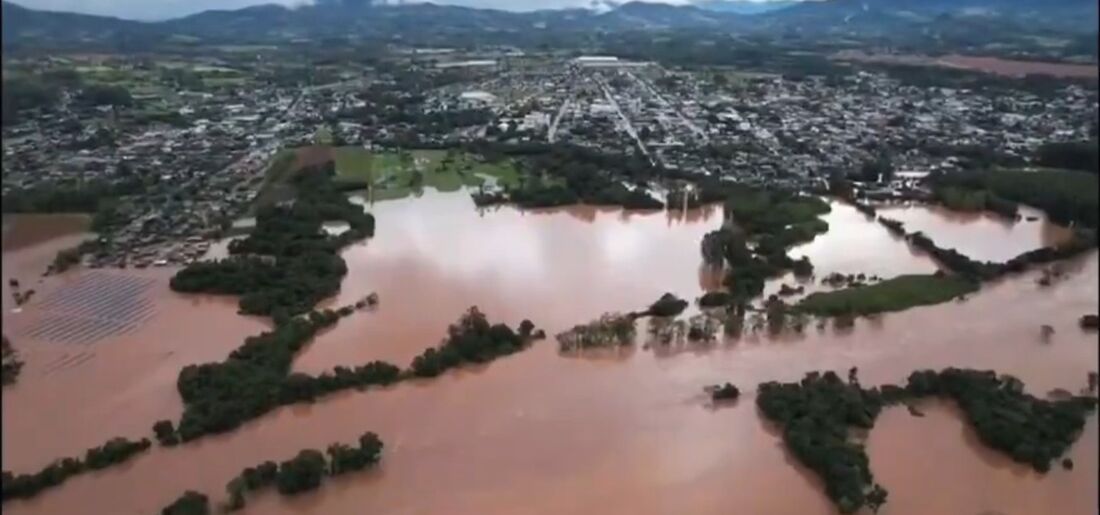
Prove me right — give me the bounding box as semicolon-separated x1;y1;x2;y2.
2;193;1097;515
876;203;1075;263
762;200;941;301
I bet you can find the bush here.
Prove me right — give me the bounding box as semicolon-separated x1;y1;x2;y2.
276;450;327;495
710;383;740;401
698;291;733;308
152;420;180;446
161;491;209;515
646;293;688;317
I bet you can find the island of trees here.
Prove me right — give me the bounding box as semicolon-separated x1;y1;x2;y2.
756;368;1098;513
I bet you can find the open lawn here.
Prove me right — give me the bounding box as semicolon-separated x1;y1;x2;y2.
332;147;522;201
796;274;979;316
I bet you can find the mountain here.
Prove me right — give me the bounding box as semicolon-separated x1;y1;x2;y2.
757;0;1099;35
695;0;797;15
2;0;1096;49
1;1;152;46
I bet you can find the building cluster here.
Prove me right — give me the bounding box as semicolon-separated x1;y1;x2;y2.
4;51;1096;269
2;69;365;269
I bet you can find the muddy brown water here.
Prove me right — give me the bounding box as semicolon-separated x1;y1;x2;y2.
877;203;1075;263
1;195;1096;515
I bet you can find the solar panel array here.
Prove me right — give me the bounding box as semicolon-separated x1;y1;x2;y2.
22;273;157;345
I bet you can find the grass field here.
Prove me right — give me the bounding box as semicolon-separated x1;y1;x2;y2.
332;147;522;201
796;274;979;316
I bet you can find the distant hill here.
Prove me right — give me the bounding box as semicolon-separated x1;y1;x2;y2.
2;0;1096;48
694;1;797;15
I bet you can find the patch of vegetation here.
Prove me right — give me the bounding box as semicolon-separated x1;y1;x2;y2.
1079;314;1099;331
409;307;542;378
1;437;152;502
698;291;733;308
161;491;210;515
932;186;1018;219
1;177;144;215
1;335;23;387
557;313;637;351
906;228;1097;282
644;293;689;318
709;383;741;401
223;431;382;511
172;311;399;442
1035;140;1098;174
905;369;1098;473
930;168;1098;228
468;143;664;210
171;160;374;319
701;188;830;304
756;368;1098;514
796;274;979;317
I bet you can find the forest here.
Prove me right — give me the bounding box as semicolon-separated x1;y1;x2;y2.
757;368;1097;513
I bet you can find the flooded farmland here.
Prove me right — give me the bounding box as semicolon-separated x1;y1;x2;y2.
2;192;1096;515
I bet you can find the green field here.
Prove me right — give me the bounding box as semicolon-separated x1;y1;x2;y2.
796;274;979;316
332;147;522;201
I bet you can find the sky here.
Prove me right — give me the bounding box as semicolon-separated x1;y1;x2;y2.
9;0;785;21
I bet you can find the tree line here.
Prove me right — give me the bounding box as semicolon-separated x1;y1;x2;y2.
756;368;1098;514
929;168;1098;228
1;437;152;502
162;431;384;514
410;307;543;378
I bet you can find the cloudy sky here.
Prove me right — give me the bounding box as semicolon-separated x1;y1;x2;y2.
10;0;781;21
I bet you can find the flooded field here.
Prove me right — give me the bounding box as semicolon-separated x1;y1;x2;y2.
2;194;1096;515
834;50;1100;79
877;203;1075;263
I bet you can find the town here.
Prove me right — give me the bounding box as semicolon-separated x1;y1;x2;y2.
3;49;1096;269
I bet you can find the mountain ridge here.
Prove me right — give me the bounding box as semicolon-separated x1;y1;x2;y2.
2;0;1096;47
